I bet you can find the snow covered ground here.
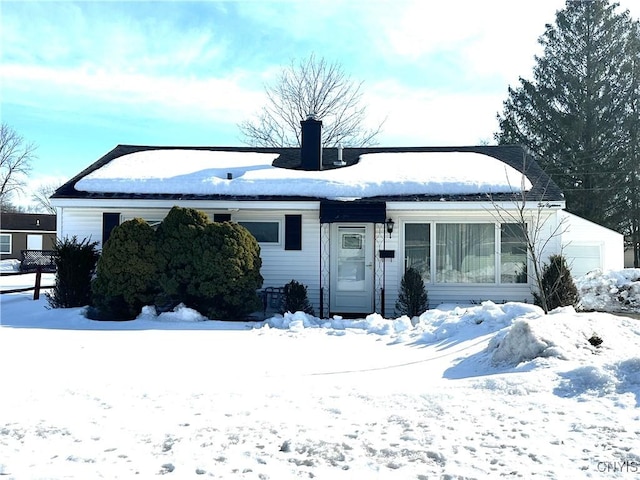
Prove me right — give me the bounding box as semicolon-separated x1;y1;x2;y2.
1;267;640;479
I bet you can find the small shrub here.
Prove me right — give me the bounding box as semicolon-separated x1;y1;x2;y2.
281;280;314;315
47;236;100;308
90;218;159;320
395;267;428;317
533;254;578;312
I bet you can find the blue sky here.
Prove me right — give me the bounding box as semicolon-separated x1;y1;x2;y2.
2;0;638;206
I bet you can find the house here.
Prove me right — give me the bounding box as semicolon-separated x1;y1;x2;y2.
0;212;57;261
50;118;623;316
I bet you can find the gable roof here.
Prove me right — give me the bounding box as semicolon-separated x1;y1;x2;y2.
51;144;564;203
0;213;57;231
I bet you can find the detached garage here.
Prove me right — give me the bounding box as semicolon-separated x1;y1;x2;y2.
560;211;624;278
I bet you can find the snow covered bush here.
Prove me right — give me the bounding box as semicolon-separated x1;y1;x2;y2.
533;255;578;312
90;218;159;320
281;280;314;315
154;206;263;319
47;236;100;308
395;267;428;318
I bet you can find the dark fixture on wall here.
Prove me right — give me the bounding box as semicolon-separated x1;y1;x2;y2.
386;218;395;238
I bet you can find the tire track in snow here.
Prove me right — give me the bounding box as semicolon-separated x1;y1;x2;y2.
306;335;493;377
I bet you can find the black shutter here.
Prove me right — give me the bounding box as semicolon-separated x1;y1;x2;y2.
102;213;121;245
285;215;302;250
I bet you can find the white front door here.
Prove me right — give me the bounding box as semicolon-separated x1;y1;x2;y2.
330;224;374;314
27;234;43;250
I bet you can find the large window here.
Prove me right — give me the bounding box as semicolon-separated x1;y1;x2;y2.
436;223;495;283
404;223;430;282
403;222;529;284
0;234;11;254
501;224;528;283
238;221;280;244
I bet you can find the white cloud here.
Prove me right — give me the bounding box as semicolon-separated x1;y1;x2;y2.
364;79;501;146
2;63;266;126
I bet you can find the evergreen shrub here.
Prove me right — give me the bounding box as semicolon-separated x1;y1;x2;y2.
154;206;263;319
195;221;264;319
281;279;314;315
395;267;428;318
47;236;100;308
533;254;578;311
90;218;158;320
154;206;211;311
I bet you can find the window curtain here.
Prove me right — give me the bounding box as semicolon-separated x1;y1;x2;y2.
404;223;430;282
436;224;495;283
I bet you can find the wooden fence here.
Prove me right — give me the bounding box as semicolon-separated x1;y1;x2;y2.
0;267;55;300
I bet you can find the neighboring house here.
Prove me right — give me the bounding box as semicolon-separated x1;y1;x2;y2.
50;118;623;316
0;213;57;261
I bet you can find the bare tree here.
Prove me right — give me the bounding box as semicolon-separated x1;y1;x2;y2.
239;53;383;147
488;155;568;314
0;123;37;207
31;181;59;214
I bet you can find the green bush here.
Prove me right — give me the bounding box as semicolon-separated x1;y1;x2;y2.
154;206;263;319
47;236;100;308
154;206;211;310
281;280;314;315
90;218;159;320
533;254;578;311
395;267;428;318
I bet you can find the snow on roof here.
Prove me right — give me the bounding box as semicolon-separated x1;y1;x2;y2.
74;149;532;200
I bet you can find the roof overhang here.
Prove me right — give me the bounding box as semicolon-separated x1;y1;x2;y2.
320;200;386;223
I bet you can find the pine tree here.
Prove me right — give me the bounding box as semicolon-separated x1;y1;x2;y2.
496;0;637;230
533;255;579;311
281;280;315;315
613;22;640;266
395;268;428;318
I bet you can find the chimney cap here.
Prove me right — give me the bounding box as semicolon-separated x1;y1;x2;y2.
305;112;319;121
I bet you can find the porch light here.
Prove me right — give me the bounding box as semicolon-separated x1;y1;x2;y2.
386;218;395;238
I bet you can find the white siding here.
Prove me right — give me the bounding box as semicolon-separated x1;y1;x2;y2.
57;207;111;247
231;210;321;309
58;202;610;315
57;205;323;311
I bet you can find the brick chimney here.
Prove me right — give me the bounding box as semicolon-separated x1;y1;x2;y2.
300;114;322;171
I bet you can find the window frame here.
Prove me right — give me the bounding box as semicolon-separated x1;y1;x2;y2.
435;222;496;284
403;222;431;283
500;223;528;284
400;220;530;285
0;233;11;254
237;219;282;246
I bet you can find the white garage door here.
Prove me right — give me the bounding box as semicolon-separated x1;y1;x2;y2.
563;243;602;278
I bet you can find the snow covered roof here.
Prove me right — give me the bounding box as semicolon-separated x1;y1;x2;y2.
53;145;564;202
